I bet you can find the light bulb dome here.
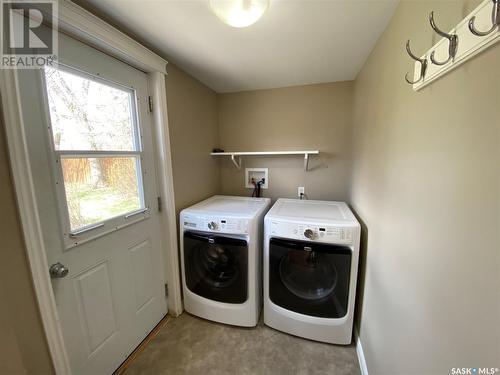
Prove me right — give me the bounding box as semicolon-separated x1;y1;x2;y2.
209;0;269;28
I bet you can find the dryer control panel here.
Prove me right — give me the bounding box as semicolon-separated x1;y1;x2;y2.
268;221;354;244
182;215;249;234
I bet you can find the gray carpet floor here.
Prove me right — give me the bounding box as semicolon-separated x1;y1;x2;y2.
125;313;361;375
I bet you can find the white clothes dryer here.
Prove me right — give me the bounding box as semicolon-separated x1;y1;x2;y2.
263;198;360;344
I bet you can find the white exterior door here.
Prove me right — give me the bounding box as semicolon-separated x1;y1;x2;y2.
17;31;167;374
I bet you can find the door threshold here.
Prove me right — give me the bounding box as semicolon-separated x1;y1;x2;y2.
113;314;171;375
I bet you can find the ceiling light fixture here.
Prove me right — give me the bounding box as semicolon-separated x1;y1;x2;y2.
209;0;269;28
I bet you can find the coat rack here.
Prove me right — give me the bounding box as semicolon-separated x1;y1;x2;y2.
405;0;499;90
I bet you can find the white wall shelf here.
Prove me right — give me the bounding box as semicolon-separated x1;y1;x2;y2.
210;150;320;171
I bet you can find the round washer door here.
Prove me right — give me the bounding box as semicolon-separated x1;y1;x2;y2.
193;241;240;288
184;231;248;304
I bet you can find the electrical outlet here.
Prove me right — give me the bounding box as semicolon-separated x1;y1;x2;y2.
298;187;305;198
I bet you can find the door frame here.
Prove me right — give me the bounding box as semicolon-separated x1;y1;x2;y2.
0;1;182;373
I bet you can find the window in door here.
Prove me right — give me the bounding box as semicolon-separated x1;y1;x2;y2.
43;65;147;239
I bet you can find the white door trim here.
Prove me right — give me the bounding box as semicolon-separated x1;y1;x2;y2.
57;0;167;74
0;1;182;373
148;72;183;315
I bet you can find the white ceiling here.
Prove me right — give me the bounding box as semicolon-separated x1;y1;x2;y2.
82;0;399;93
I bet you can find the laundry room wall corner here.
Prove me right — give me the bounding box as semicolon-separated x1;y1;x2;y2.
165;63;221;215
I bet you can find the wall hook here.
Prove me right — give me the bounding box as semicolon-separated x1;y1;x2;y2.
429;11;458;65
468;0;499;36
404;40;427;84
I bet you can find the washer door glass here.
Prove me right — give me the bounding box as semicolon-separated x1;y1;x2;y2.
194;241;239;288
269;237;351;318
184;231;248;304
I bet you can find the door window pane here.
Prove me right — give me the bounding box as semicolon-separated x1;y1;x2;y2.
45;66;137;151
61;157;143;231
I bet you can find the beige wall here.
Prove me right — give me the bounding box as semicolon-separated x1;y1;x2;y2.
218;82;353;202
0;112;54;374
350;1;500;374
165;63;221;214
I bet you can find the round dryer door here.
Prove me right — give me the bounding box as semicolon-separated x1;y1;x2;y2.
279;249;338;300
269;237;352;318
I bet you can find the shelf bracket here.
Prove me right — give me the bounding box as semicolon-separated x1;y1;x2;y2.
231;154;242;169
304;153;309;171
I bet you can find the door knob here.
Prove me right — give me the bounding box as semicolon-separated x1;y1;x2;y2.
49;262;69;279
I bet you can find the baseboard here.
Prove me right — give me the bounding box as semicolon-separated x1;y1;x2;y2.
354;327;369;375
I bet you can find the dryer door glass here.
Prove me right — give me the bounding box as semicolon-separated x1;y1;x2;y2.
269;237;351;318
184;231;248;303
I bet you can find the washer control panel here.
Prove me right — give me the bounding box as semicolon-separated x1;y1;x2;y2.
269;221;354;243
183;215;249;234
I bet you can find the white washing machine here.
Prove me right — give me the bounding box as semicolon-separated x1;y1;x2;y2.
180;195;271;327
263;198;360;344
